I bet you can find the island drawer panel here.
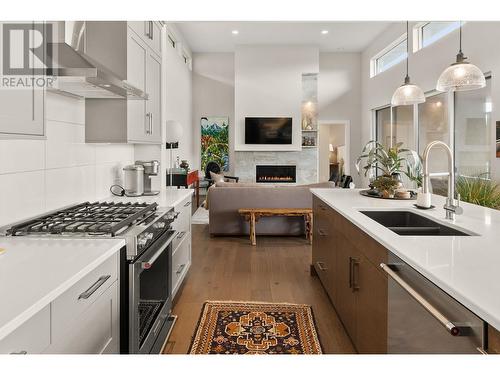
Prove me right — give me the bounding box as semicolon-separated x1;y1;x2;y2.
0;305;50;354
50;253;118;342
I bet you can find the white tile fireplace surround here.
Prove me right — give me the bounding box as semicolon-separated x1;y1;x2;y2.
234;149;318;185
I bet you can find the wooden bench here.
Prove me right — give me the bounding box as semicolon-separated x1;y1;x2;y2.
238;208;313;246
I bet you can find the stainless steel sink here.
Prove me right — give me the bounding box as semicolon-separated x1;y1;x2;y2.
360;210;472;236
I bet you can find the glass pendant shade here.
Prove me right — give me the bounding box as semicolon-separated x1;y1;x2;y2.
391;78;426;106
391;21;425;107
436;55;486;92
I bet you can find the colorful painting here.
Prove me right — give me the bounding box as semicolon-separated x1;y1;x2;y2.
497;121;500;158
201;117;229;172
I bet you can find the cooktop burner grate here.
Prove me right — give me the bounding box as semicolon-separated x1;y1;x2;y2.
7;201;158;236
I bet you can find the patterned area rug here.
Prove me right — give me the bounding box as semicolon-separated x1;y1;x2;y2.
188;301;323;354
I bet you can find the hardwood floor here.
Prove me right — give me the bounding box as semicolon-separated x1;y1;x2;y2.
163;224;355;354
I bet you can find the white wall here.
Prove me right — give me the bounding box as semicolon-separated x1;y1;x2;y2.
0;92;134;227
164;27;193;173
192;53;235;174
361;21;500;183
318;52;361;183
234;45;319;151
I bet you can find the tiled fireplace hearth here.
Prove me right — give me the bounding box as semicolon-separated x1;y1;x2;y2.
256;165;296;183
234;150;318;185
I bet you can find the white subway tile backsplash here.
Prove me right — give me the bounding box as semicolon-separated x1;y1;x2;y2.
45;165;96;211
45;120;96;169
0;139;45;174
0;171;45;227
95;161;132;200
0;91;136;226
95;144;135;164
45;92;85;124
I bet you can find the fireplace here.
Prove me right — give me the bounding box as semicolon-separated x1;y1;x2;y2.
256;165;296;183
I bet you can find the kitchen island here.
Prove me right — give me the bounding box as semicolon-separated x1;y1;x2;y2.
311;188;500;354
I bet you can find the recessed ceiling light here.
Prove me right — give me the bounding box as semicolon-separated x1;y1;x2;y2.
232;30;239;35
321;30;329;35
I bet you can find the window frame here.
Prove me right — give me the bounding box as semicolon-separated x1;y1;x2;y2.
370;33;407;78
413;21;462;52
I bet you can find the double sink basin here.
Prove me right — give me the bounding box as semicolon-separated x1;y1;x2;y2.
360;210;473;236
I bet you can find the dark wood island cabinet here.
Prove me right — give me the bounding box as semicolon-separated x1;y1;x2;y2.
312;196;388;353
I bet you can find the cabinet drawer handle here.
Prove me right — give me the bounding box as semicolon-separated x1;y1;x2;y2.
317;229;327;236
319;205;327;211
349;257;360;290
176;264;186;275
149;112;153;135
184;201;191;207
10;350;27;355
177;231;186;239
78;275;111;300
145;113;151;135
352;258;360;291
316;261;327;271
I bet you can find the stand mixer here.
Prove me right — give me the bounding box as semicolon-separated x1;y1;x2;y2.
135;160;160;195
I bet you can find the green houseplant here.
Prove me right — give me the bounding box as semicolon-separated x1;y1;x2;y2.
456;175;500;210
371;175;399;198
356;140;422;189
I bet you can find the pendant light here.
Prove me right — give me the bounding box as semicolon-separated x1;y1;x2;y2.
391;21;425;106
436;21;485;92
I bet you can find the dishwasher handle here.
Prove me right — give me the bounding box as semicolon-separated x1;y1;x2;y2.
380;263;465;337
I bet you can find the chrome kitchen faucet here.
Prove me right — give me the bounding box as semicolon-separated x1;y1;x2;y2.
422;141;463;220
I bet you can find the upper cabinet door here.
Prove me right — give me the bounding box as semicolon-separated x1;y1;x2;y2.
127;21;161;57
0;22;45;137
146;52;161;142
126;28;148;142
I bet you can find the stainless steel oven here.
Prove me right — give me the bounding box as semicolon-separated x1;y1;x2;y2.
128;229;176;354
382;253;486;354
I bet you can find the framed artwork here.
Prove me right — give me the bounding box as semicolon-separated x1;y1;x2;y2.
496;121;500;158
201;116;229;172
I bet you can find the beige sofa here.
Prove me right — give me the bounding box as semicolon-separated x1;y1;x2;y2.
207;182;335;236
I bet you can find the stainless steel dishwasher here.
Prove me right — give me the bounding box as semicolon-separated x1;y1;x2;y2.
381;253;486;354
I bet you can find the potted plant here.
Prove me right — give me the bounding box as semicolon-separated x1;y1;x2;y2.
371;175;399;198
356;141;422;190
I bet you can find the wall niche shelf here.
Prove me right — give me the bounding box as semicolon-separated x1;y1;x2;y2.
301;73;318;148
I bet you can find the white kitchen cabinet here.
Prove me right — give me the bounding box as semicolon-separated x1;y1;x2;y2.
146;51;162;140
0;22;45;137
171;195;192;298
0;305;50;354
128;21;162;57
85;26;161;144
45;281;119;354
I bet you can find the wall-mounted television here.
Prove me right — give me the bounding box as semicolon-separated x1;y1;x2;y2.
244;117;293;144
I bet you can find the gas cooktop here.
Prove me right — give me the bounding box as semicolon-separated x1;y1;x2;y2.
6;201;159;237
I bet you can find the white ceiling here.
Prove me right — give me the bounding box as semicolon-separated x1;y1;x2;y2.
174;22;393;53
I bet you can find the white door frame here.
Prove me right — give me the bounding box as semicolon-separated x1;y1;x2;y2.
317;120;351;180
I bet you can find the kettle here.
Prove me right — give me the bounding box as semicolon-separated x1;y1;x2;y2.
123;164;144;196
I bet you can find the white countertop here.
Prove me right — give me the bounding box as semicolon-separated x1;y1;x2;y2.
0;237;125;340
311;188;500;331
104;187;194;209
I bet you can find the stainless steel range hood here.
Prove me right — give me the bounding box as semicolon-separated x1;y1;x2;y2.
47;22;147;100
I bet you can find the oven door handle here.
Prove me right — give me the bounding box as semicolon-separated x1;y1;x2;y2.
380;263;467;337
141;231;177;269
